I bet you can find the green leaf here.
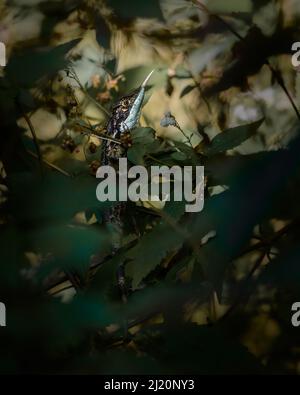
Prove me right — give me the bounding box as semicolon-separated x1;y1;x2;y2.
204;151;273;187
203;119;264;156
6;39;80;87
131;127;156;144
171;151;187;161
189;135;300;295
128;127;161;165
126;226;182;290
127;145;146;165
125;200;186;289
172;141;200;165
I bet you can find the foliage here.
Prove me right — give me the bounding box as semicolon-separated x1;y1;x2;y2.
0;0;300;375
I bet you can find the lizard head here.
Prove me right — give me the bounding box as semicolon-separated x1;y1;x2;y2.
108;69;155;135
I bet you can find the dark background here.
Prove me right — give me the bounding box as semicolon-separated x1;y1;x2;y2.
0;0;300;374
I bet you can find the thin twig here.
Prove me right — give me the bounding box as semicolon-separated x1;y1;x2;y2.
267;61;300;121
22;113;43;174
175;121;194;148
80;130;122;145
184;56;213;116
192;0;245;41
237;220;300;258
27;150;72;177
46;238;139;294
145;154;170;166
218;221;300;320
220;251;267;321
48;283;73;296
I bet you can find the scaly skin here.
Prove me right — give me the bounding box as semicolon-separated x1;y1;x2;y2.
101;70;154;253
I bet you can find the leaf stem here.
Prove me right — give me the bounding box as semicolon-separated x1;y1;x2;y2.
67;68;110;116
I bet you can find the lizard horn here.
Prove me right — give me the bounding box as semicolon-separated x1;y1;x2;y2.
141;69;155;88
119;70;155;132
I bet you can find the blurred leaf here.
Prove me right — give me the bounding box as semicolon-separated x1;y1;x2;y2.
258;247;300;289
188;36;236;75
95;14;111;49
8;171;111;222
18;89;37;112
2;0;300;374
125;200;186;289
7;294;119;352
33;225;108;275
172;141;200;165
207;0;252;13
204;151;273;186
190;135;300;294
202;119;264;156
134;323;263;374
107;0;164;21
180;84;196;98
6;39;80;87
204;26;297;95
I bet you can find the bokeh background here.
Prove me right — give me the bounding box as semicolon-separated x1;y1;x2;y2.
1;0;300;374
